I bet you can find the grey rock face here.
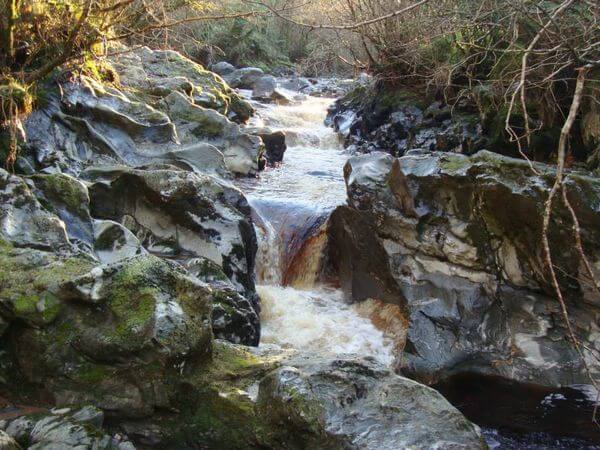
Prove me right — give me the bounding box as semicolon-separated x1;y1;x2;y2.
29;172;94;246
23;48;258;177
327;85;484;156
247;128;287;165
161;91;264;176
212;285;260;346
84;165;258;298
252;75;277;98
93;220;146;264
257;355;486;449
25;75;261;177
280;77;312;93
333;150;600;388
0;406;135;449
251;76;293;105
186;257;260;346
0;169;69;250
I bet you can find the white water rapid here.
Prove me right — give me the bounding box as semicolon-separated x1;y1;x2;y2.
237;93;394;366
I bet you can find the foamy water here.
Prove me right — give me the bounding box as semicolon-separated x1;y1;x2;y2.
258;285;394;365
237;95;347;209
237;91;394;366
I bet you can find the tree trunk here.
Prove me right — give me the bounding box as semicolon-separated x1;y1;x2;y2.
1;0;18;66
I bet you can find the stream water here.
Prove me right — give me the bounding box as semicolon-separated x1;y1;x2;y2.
237;94;394;366
236;91;600;449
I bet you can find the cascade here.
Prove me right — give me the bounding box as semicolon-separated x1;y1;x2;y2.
237;94;395;366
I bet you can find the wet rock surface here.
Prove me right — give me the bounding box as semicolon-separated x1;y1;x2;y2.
84;165;258;299
254;129;287;165
23;50;260;177
327;83;485;157
0;406;135;449
155;343;486;449
336;150;600;386
258;354;486;449
0;50;493;448
328;149;600;441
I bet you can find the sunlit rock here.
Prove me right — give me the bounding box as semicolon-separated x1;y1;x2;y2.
333;150;600;389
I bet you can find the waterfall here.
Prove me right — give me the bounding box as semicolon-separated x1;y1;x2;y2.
237;94;394;366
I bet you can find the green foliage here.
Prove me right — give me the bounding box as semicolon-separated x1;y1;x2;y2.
0;79;32;119
196;17;292;70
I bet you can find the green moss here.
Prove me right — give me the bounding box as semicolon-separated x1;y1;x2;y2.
13;294;37;316
31;173;89;216
190;115;226;138
105;257;163;343
167;385;264;450
151;50;253;120
191;258;229;283
201;341;261;382
110;289;155;343
161;341;279;449
439;154;470;173
213;298;236;316
12;292;61;325
229;95;254;122
73;362;114;384
53;320;76;346
0;242;94;318
81;57;120;85
0;80;33;120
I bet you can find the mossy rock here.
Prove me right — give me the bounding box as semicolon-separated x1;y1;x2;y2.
0;240;94;327
161;91;227;138
163;341;278;449
4;254;213;418
110;47;254;122
30;173;91;220
0;81;33;120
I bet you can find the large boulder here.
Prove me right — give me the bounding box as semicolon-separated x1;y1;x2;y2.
327;84;484;157
161;91;264;176
211;61;236;76
84;165;258;299
29;172;94;247
246;128;287;165
257;354;486;450
110;46;253;122
23;47;259;178
158;343;485;449
224;67;265;90
2;252;212;418
251;76;293;105
331;150;600;389
186;257;260;346
25;76;261;177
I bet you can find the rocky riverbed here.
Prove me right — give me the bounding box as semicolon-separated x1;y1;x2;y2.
0;46;598;449
0;48;491;449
